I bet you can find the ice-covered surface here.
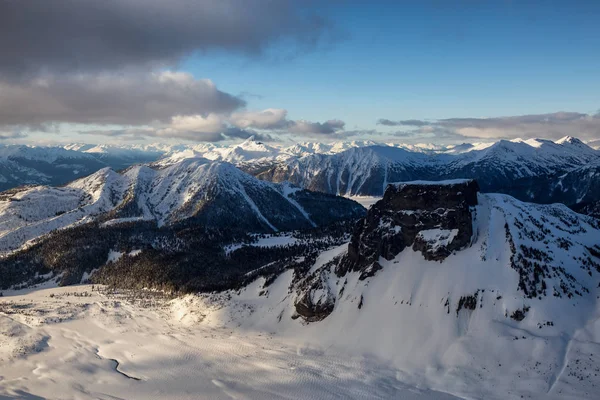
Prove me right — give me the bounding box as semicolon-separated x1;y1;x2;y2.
0;285;460;400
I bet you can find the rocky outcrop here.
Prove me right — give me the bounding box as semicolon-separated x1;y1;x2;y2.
292;180;481;322
338;179;479;279
293;266;337;322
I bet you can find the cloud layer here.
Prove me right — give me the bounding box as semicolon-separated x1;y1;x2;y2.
0;72;243;128
0;0;330;79
378;112;600;142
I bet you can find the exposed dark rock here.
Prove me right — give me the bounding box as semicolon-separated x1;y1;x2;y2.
293;268;336;322
336;180;479;279
456;291;479;315
510;306;530;322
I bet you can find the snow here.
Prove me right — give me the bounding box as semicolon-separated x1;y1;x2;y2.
1;191;600;398
415;228;459;250
177;193;600;400
348;195;382;209
0;160;329;253
0;285;460;400
225;234;299;255
392;179;473;187
106;250;123;263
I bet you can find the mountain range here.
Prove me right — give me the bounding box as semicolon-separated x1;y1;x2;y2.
1;136;598;216
2;177;598;398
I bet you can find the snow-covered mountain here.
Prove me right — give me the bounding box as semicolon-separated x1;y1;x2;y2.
245;137;600;205
0;160;365;254
0;136;597;213
587;139;600;150
192;180;600;399
0;145;108;191
2;178;599;398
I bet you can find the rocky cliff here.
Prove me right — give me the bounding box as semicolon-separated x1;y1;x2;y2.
294;179;481;320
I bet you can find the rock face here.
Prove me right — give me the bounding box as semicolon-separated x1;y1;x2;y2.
293;179;481;322
339;179;479;278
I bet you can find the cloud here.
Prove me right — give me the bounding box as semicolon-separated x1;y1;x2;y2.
230;109;289;129
0;0;332;80
77;107;346;142
437;112;600;140
0;71;244;128
0;130;28;140
289;119;345;134
380;111;600;142
377;118;429;127
230;109;345;135
170;114;226;134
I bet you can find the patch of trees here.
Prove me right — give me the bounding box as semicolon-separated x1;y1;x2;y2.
0;218;357;295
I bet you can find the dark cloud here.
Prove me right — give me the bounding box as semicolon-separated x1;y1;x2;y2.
0;0;332;79
438;112;587;129
399;119;430;127
377;118;429;127
289;119;345;134
0;72;244;127
229;109;346;135
377;119;401;126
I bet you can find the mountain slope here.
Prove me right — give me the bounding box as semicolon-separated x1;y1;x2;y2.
192;180;600;399
0;145;108;191
245;138;600;201
0;160;365;254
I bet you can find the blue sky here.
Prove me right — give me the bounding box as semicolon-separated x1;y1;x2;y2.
184;1;600;129
1;0;599;144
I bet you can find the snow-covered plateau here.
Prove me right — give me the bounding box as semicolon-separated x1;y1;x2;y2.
0;285;461;400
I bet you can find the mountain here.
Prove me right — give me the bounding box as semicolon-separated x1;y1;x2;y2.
2;178;599;398
501;160;600;208
246;145;442;196
0;145;108;191
157;137;291;167
573;200;600;219
245;137;600;205
0;136;597;211
0;160;365;255
587;139;600;150
191;180;600;399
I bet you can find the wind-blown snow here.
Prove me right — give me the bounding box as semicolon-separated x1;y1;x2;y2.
0;286;460;400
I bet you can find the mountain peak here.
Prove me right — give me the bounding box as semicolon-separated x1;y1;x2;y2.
556;135;585;145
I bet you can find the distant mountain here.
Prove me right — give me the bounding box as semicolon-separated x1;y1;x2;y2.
0;145;108;191
587;139;600;150
0;136;597;212
244;137;600;208
501;160;600;207
0;160;365;254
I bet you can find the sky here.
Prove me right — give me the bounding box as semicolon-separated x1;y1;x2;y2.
1;0;599;146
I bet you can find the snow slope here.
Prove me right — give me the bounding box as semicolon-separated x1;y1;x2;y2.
250;137;600;197
0;285;460;400
0;160;364;253
185;190;600;400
